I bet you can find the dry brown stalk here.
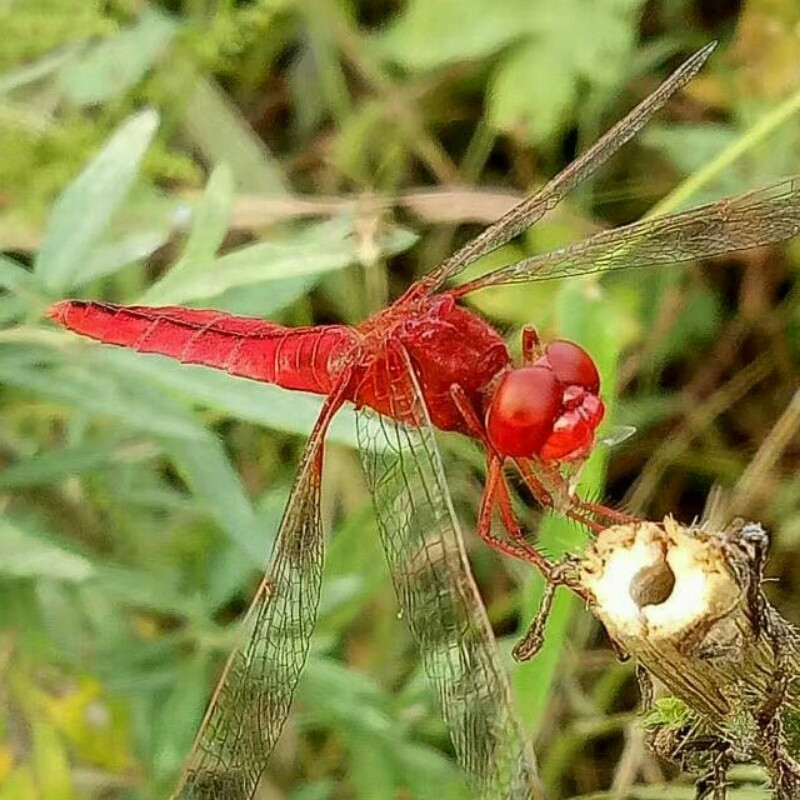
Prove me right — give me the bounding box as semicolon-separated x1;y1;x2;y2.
516;516;800;799
582;517;800;799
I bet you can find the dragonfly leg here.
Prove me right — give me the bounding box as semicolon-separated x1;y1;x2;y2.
449;382;563;521
527;460;638;533
450;382;594;596
514;458;606;533
513;552;593;662
513;458;557;510
488;459;593;605
571;498;638;527
476;455;542;560
513;579;556;662
449;382;492;444
448;381;540;511
521;325;542;364
450;383;555;562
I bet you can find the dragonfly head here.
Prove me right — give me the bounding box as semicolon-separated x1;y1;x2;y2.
485;340;604;463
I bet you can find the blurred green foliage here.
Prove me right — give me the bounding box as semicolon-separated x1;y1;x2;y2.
1;1;800;799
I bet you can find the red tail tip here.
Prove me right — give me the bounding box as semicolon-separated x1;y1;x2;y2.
47;300;71;325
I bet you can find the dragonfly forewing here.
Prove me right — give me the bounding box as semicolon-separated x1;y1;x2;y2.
424;42;717;293
356;345;543;800
173;385;348;800
457;175;800;293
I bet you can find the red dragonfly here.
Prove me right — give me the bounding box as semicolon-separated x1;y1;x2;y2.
48;42;800;800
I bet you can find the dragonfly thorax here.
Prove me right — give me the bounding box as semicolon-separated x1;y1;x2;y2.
485;340;604;462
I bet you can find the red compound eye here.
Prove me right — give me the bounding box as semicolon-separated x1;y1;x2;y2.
544;340;600;393
486;366;561;457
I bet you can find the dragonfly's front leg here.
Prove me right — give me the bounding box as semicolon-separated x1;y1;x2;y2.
519;458;637;533
520;325;543;364
511;549;594;662
449;384;550;562
477;455;542;562
450;384;586;583
512;578;557;662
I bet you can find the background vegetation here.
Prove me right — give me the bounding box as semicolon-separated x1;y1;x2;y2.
1;1;799;798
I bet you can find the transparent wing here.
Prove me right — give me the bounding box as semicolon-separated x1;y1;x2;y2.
456;176;800;293
173;387;346;800
421;42;716;293
356;345;542;800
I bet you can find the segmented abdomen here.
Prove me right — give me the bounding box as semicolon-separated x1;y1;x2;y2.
48;301;357;395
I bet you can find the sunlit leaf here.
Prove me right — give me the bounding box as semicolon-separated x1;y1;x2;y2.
0;764;37;800
67;228;173;286
0;519;93;581
35;110;159;292
164;435;263;565
0;357;206;440
31;720;74;800
139;214;416;306
376;0;522;70
57;8;177;106
89;347;387;449
0;747;12;785
36;676;132;773
184;77;289;194
488;42;576;145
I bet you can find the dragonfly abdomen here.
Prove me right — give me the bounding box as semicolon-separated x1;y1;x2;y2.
48;301;358;395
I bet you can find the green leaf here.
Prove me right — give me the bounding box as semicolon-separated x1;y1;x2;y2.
35;109;159;292
31;720;74;800
379;0;643;144
139;213;416;307
641;123;744;204
150;656;209;785
286;782;337;800
394;743;466;799
646;289;722;373
164;435;263;565
90;348;383;450
0;519;93;581
0;255;42;304
132;166;328;315
376;0;523;70
179;164;234;265
489;0;643;144
0;439;149;489
488;42;577;145
136;163;233;304
345;728;396;800
184;76;289;194
0;357;206;441
67;228;173;286
58;7;177;107
0;295;28;325
0;47;77;94
201;273;319;317
92;566;198;617
568;0;643;87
